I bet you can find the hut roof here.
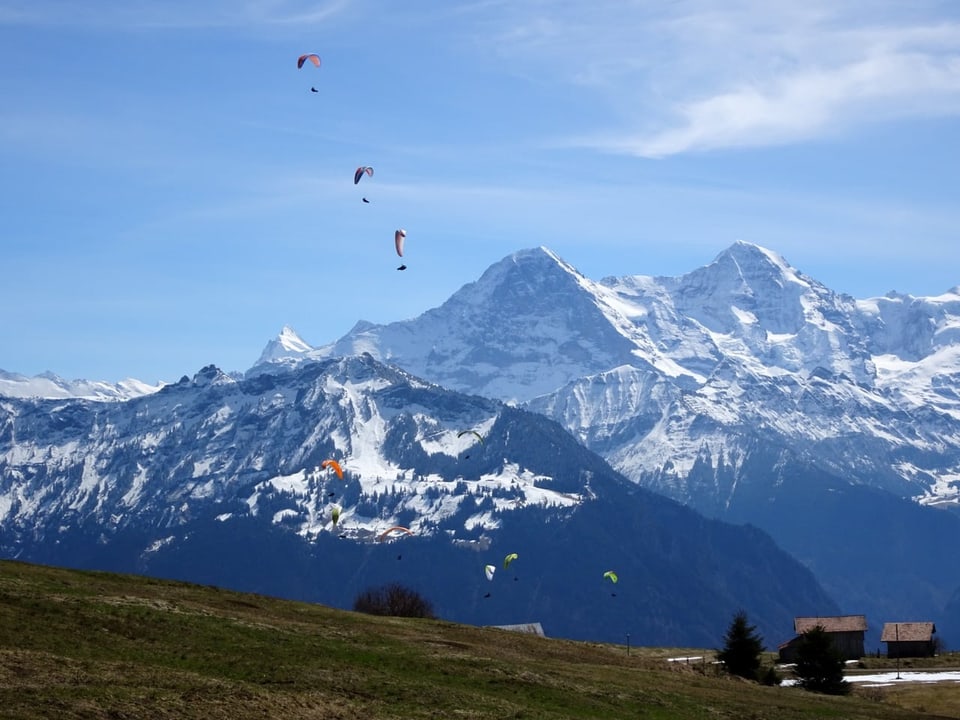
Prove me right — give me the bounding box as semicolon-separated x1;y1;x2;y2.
881;622;936;643
794;615;867;634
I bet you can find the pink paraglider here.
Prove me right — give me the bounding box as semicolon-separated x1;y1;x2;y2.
297;53;321;69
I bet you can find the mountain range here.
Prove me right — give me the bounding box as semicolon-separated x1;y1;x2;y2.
3;241;959;648
253;242;960;647
0;355;836;647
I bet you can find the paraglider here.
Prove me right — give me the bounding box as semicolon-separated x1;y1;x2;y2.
484;564;496;582
362;198;370;203
458;429;484;455
297;53;321;69
354;166;373;185
377;526;413;542
310;87;318;93
331;505;341;526
503;552;518;570
603;570;618;596
321;459;344;480
394;229;406;257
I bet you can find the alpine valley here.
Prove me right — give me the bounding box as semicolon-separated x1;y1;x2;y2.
3;241;959;650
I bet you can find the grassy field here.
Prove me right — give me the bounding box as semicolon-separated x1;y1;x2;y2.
0;559;956;719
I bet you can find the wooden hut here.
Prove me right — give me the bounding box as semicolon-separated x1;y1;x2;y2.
881;622;936;659
778;615;867;662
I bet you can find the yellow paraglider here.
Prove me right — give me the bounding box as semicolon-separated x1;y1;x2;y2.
603;570;618;584
503;552;518;570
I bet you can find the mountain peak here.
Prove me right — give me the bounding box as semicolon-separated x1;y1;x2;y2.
670;241;817;334
256;326;315;366
277;326;312;353
711;241;801;285
511;246;582;275
475;246;583;289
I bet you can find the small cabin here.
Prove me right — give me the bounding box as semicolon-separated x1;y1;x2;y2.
778;615;867;662
881;622;936;659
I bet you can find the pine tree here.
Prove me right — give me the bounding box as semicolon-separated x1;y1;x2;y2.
794;626;850;695
717;610;764;679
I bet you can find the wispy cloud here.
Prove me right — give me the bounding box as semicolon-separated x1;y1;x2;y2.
617;51;960;156
470;0;960;156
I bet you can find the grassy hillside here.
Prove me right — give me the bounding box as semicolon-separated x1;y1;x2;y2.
0;560;952;719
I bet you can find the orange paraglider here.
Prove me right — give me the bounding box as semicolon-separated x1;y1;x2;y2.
297;53;321;69
321;459;344;480
377;526;413;542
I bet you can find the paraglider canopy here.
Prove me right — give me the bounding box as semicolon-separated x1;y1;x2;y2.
331;505;342;526
484;564;496;582
503;552;519;570
377;526;413;542
297;53;321;69
354;166;374;184
321;459;344;480
603;570;619;584
458;430;484;444
394;229;406;257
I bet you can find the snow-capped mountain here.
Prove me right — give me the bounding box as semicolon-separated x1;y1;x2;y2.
0;356;836;646
0;369;164;401
260;242;960;510
5;241;960;644
252;242;960;643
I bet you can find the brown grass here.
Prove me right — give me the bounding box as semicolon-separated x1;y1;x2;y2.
0;559;954;719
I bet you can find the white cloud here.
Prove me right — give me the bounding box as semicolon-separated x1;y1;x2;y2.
622;51;960;156
469;0;960;156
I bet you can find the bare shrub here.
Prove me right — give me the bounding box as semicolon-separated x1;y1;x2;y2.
352;582;436;619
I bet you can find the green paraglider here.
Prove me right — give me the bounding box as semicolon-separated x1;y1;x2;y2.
603;570;618;584
503;552;518;570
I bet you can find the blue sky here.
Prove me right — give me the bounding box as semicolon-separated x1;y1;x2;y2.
2;0;959;383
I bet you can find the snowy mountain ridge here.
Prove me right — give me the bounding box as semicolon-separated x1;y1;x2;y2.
0;353;841;646
254;242;960;510
0;369;164;401
5;241;960;642
0;357;579;548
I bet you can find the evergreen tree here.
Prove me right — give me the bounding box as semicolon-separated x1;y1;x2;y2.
794;626;850;695
717;610;764;679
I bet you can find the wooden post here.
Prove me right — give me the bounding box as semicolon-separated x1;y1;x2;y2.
895;623;901;680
